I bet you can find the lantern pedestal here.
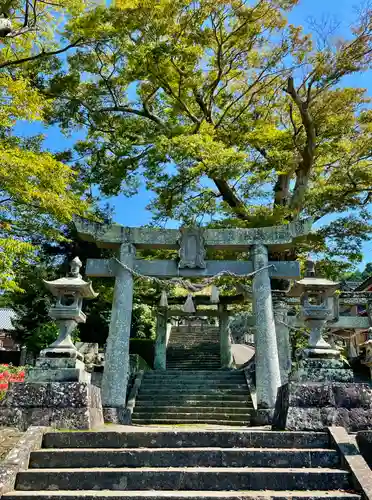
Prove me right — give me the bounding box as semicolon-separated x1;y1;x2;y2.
26;356;91;384
0;381;103;431
272;382;372;432
291;357;354;383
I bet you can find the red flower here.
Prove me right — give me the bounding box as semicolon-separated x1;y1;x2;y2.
2;371;9;377
18;371;25;377
0;383;8;390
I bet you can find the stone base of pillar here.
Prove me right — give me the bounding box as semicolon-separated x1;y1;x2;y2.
103;407;131;424
0;382;103;430
251;408;274;426
291;357;353;383
272;382;372;432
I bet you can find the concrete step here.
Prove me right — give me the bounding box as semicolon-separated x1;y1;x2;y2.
2;491;362;500
42;431;331;449
29;448;340;469
15;467;350;491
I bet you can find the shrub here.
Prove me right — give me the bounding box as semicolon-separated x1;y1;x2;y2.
0;364;25;400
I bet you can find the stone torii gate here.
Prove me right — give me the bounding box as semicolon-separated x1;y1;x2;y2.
75;219;312;421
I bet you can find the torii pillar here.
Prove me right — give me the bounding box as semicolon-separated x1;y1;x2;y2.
100;243;135;423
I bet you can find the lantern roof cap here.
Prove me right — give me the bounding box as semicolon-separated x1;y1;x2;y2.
43;257;98;298
288;259;339;297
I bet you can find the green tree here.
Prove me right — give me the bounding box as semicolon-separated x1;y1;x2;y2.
44;0;371;272
0;0;94;291
344;262;372;282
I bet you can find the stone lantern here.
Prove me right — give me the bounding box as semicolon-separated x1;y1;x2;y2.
0;257;104;430
289;260;339;357
41;257;97;360
27;257;98;383
289;260;353;382
361;328;372;379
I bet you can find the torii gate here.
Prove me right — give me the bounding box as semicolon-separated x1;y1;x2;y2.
75;218;312;422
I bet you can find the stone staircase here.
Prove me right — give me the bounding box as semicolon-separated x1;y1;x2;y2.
132;370;253;425
4;429;361;500
166;325;220;370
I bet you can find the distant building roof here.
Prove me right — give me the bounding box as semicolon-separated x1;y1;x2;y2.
354;276;372;292
339;281;363;291
0;308;17;331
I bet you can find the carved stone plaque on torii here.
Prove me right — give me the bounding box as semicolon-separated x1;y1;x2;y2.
75;218;312;421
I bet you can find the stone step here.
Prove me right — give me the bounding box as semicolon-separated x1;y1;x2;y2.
28;448;340;469
169;340;219;343
167;350;220;353
168;346;220;350
2;491;362;500
169;338;219;341
166;356;221;360
131;413;251;422
130;419;248;425
133;407;252;415
165;365;221;369
143;371;243;377
42;431;331;449
134;400;253;408
169;336;219;340
165;365;221;368
164;370;222;372
15;468;350;491
165;367;221;370
140;384;249;390
140;384;248;394
142;379;245;384
135;396;253;404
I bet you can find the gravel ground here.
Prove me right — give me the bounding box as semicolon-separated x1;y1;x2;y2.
0;427;23;461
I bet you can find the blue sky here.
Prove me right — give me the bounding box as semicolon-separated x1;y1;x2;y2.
15;0;372;269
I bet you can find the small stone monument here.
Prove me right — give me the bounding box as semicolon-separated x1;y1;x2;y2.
289;260;353;383
0;258;104;430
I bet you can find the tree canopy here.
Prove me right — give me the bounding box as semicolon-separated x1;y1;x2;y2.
0;0;94;291
39;0;371;273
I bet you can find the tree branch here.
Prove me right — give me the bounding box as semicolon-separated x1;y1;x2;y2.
211;177;250;221
100;105;166;128
0;38;84;69
285;76;317;214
